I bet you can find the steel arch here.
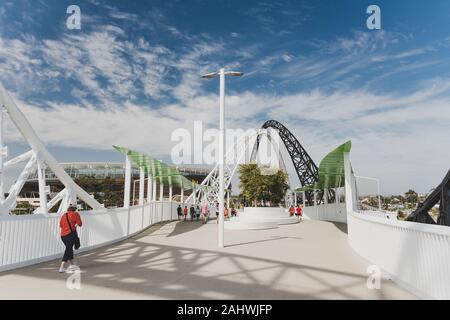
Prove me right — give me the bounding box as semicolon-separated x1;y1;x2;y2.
251;120;330;204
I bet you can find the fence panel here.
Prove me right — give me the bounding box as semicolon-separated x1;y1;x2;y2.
0;201;181;272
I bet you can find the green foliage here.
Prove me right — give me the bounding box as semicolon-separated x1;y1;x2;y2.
13;201;34;215
74;176;123;208
238;164;289;207
404;189;418;204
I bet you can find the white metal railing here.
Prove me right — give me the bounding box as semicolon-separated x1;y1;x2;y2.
347;209;450;299
0;201;180;272
302;203;347;223
342;152;450;299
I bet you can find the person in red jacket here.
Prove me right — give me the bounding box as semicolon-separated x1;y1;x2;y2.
59;204;82;273
183;206;188;221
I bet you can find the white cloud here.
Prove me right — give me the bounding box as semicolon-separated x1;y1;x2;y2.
0;9;449;195
3;76;449;194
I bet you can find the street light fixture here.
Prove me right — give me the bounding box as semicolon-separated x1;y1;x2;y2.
202;68;243;248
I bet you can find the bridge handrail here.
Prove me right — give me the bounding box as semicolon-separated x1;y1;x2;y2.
347;209;450;299
0;201;180;273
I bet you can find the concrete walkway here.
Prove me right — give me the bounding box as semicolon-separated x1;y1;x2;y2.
0;219;416;299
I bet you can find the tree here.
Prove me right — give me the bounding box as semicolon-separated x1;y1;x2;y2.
404;189;418;204
238;164;289;207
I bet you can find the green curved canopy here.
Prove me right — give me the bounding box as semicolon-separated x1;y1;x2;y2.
297;140;351;191
113;145;195;190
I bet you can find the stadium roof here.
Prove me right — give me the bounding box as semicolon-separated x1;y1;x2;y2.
113;145;197;190
297;141;351;191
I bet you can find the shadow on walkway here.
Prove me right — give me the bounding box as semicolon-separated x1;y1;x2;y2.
331;222;348;234
1;234;388;299
133;220;205;239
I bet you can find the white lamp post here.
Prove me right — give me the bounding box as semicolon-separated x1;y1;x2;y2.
202;68;243;248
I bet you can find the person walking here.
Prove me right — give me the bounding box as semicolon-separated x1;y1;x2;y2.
59;204;82;273
215;202;219;224
190;205;195;221
231;206;237;217
224;205;229;221
177;205;182;220
289;205;295;217
201;203;209;224
195;205;201;221
183;206;188;221
295;205;302;221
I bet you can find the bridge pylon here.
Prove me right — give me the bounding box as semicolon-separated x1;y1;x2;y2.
0;82;103;215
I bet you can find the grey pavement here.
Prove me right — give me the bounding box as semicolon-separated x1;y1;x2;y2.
0;219;416;299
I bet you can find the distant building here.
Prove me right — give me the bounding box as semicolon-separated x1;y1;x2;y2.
17;162;210;210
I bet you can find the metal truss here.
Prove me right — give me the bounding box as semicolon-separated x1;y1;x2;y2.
185;131;260;205
251;120;333;204
406;169;450;226
187;126;294;206
0;82;103;215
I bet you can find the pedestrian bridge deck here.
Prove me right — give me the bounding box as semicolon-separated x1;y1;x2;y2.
0;219;416;299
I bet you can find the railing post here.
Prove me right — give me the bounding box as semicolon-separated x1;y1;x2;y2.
313;189;317;206
181;185;184;204
152;179;157;201
139;167;145;205
344;152;355;213
0;105;5;202
147;174;152;203
169;176;172;202
193;184;196;205
123;155;131;209
36;158;48;215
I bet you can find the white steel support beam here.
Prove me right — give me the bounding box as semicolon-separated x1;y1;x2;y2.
3;150;33;171
147;175;152;203
123;155;131;208
42;188;67;213
180;177;184;204
193;184;196;204
139;167;145;205
0;107;5;201
159;179;164;202
1;155;37;214
36;158;48;215
58;188;75;214
344;152;355;213
0;83;102;211
218;68;225;248
152;179;157;201
67;188;77;207
335;188;339;204
168;177;173;202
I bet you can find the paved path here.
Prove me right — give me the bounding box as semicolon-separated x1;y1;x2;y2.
0;219;416;299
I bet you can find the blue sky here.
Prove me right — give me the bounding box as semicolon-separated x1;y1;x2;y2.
0;0;449;194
